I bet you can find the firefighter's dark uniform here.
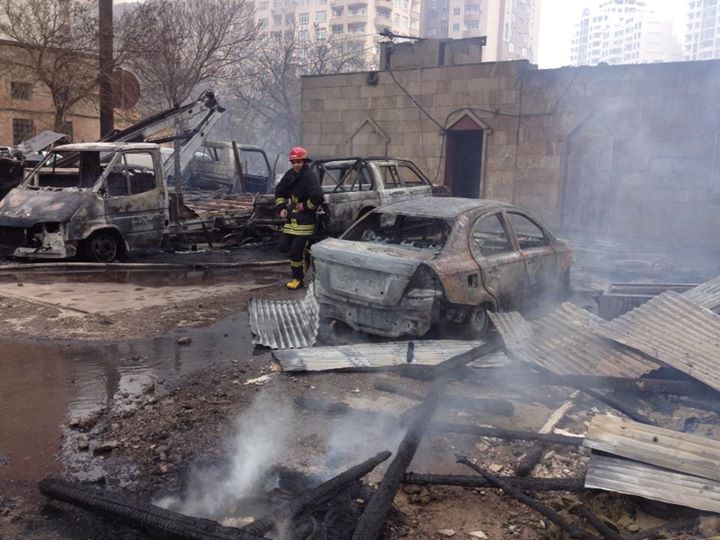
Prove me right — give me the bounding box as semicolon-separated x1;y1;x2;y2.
275;163;324;287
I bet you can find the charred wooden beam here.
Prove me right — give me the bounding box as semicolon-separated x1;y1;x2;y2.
387;341;503;381
430;421;584;446
515;446;546;477
241;451;391;536
570;504;625;540
403;472;586;491
39;478;261;540
294;397;410;424
456;456;597;540
352;376;450;540
373;379;515;416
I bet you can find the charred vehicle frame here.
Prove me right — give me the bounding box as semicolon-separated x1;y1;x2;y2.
312;197;573;338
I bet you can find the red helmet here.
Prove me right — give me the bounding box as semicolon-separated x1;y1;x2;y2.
289;146;309;161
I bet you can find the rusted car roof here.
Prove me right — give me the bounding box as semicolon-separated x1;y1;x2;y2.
371;197;515;219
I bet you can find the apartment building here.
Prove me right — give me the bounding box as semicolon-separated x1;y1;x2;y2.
685;0;720;60
254;0;420;60
571;0;682;66
419;0;541;63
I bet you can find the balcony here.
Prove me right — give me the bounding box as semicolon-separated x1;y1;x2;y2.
376;0;393;9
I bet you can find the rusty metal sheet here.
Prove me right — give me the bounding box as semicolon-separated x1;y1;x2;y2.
595;291;720;392
584;414;720;482
489;303;657;378
684;275;720;313
585;454;720;513
249;283;319;349
271;340;507;372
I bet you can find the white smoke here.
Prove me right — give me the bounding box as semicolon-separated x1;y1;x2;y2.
156;390;295;519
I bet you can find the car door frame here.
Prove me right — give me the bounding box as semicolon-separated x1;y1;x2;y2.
468;210;528;311
501;209;558;306
101;149;168;249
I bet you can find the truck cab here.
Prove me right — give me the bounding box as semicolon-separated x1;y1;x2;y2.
0;142;168;261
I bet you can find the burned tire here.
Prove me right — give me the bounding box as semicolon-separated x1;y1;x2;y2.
464;304;492;338
83;231;120;263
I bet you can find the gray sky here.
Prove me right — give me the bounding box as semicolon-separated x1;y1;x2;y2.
537;0;689;68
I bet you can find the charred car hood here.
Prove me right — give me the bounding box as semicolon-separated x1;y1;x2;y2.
312;238;435;306
0;188;94;227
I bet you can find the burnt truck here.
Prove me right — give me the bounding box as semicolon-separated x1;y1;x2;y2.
0;142;261;261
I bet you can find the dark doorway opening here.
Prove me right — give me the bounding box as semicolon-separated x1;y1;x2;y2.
444;115;483;198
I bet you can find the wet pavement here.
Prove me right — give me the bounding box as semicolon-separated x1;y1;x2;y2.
0;303;258;506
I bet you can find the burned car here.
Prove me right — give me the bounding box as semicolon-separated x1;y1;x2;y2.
253;157;449;236
312;197;573;338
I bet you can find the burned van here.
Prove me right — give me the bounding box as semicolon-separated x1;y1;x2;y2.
0;142;169;262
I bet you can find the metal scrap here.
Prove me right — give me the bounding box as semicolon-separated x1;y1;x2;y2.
584;414;720;482
585;454;720;514
595;291;720;392
249;283;319;349
684;275;720;313
489;303;657;378
271;340;507;372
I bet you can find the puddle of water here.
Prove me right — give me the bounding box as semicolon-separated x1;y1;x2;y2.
0;311;257;502
0;267;286;288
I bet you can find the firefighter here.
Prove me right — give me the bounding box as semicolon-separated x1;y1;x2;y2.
275;146;324;289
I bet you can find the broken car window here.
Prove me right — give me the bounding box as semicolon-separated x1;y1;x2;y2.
344;212;452;253
471;213;512;257
30;150;110;189
124;152;157;195
507;212;548;249
395;163;427;186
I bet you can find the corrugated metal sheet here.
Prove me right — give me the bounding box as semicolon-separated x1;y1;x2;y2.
684;275;720;312
249;283;319;349
489;303;657;378
585;454;720;513
596;291;720;392
584;414;720;482
272;340;507;372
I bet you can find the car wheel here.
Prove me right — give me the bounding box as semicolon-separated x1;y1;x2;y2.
84;232;120;263
465;304;491;338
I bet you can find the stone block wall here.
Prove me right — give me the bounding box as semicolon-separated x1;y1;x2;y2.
301;58;720;247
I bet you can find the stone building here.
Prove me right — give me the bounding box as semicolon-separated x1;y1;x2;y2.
301;38;720;247
0;40;100;147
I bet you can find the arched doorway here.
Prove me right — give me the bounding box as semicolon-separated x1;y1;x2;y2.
444;114;484;198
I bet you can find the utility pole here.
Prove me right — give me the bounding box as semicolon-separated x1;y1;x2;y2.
99;0;114;137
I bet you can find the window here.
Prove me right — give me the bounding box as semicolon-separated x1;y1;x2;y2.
507;212;547;249
107;152;157;196
452;23;459;31
316;27;326;37
258;18;268;28
285;13;294;23
258;1;268;9
318;0;327;5
332;24;343;33
453;7;460;15
471;214;512;257
12;118;33;145
298;29;309;40
344;213;453;254
464;20;479;30
273;14;281;24
319;164;372;192
299;12;309;24
316;10;326;21
10;82;32;100
332;6;343;16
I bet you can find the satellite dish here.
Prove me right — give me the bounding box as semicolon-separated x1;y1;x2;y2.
112;68;141;109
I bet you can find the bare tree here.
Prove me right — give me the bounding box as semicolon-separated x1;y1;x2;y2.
0;0;99;133
121;0;258;109
233;26;375;151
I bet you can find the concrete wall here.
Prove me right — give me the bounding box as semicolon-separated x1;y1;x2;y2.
301;58;720;247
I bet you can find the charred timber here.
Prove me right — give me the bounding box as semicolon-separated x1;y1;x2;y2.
430;421;584;446
39;478;262;540
387;341;503;381
570;504;625;540
241;451;391;536
456;456;597;540
403;473;586;491
515;446;546;477
373;379;515;416
293;397;412;424
352;376;450;540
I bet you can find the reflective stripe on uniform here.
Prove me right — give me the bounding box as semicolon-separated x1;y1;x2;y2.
306;199;316;210
290;260;304;267
275;197;287;206
282;223;315;235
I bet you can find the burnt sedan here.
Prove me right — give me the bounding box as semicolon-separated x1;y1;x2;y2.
312;197;573;338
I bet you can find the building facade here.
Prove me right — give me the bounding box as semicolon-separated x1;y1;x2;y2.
571;0;682;66
419;0;541;63
301;45;720;248
253;0;420;61
0;41;100;147
685;0;720;60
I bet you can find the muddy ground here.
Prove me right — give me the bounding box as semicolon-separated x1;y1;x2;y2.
0;249;718;539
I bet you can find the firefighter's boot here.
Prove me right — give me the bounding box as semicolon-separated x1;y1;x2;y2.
286;279;304;290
